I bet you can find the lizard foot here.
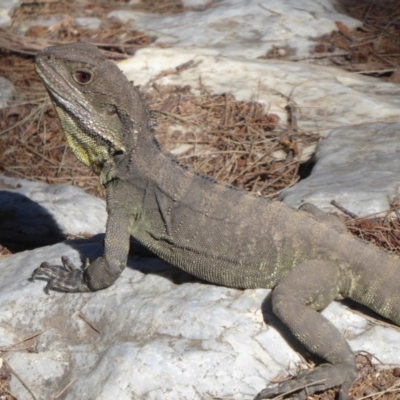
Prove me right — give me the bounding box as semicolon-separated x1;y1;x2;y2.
31;256;91;293
253;363;355;400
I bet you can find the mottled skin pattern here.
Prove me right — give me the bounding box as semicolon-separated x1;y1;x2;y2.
32;43;400;400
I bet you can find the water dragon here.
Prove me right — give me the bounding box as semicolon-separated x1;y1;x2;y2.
32;42;400;399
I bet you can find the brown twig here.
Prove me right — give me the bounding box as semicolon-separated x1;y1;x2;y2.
330;200;358;219
78;312;101;334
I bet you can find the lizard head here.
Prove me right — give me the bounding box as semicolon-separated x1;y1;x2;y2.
35;42;149;177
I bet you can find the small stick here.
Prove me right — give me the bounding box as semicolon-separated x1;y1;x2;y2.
78;312;101;334
330;200;358;219
0;330;45;351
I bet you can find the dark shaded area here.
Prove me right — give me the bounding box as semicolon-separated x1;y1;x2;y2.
0;190;65;252
298;158;316;181
128;237;204;285
341;297;396;326
29;232;202;289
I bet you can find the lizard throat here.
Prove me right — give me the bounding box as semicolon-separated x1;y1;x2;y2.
55;105;112;175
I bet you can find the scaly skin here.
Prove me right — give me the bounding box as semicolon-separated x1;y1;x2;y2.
32;43;400;399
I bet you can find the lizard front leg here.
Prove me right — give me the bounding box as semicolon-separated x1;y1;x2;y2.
31;200;132;293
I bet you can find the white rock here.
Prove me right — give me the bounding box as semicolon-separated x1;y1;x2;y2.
109;0;361;59
281;122;400;216
2;240;400;399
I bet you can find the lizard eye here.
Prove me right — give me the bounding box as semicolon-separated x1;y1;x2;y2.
72;69;93;84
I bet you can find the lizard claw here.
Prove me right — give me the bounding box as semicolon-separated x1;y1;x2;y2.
253;363;354;400
31;256;92;293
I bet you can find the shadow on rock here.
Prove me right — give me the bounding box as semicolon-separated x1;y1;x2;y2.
0;191;65;252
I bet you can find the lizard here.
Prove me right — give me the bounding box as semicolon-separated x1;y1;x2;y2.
31;42;400;400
